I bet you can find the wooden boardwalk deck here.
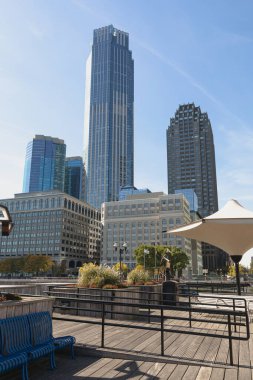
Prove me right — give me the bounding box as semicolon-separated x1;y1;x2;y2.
2;310;253;380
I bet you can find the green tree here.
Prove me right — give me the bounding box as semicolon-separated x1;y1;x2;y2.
0;257;25;273
228;264;248;277
168;246;189;278
24;255;53;275
134;244;166;269
134;245;189;278
51;261;67;276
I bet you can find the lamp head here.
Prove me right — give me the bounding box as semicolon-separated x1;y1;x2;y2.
0;205;13;236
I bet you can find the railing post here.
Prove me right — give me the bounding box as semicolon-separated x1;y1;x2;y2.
101;302;105;348
189;295;192;328
228;314;233;366
245;304;250;340
148;298;151;323
76;287;80;316
232;298;236;332
161;308;164;356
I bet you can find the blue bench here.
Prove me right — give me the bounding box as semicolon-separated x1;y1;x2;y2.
0;311;75;380
27;312;76;361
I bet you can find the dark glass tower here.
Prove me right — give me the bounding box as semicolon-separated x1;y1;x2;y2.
84;25;134;209
167;103;223;271
64;156;85;200
23;135;66;193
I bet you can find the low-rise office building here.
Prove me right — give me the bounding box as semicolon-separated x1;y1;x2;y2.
0;191;101;270
101;192;193;270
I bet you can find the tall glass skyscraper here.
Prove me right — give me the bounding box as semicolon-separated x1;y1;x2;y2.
64;156;85;200
167;103;225;271
23;135;66;193
84;25;134;209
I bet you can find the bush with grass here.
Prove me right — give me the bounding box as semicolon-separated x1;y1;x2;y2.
78;263;120;288
127;268;151;285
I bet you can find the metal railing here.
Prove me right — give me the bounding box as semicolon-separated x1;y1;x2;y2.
180;281;252;294
46;287;251;366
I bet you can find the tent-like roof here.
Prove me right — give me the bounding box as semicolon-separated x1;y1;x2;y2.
169;199;253;256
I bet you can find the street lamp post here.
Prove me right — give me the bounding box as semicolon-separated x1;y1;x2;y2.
151;242;157;271
113;242;127;282
165;248;172;280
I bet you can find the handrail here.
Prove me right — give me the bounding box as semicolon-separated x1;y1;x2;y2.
45;288;248;312
47;290;251;366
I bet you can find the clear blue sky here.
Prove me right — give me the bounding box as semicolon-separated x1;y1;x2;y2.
1;0;253;265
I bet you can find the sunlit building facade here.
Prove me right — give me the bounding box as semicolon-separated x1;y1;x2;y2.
0;191;101;269
101;192;192;270
84;25;134;209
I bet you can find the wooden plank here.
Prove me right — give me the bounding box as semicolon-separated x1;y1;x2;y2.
195;367;212;380
224;367;238;380
167;364;188;380
104;360;145;378
210;367;225;380
182;366;202;380
140;362;166;378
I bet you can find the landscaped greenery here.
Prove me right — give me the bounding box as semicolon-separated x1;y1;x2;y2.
78;263;120;288
127;268;151;285
112;262;129;276
134;244;189;278
0;293;22;302
0;255;53;276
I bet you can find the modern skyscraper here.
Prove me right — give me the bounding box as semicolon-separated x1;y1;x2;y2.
84;25;134;209
23;135;66;193
167;103;221;270
64;157;85;200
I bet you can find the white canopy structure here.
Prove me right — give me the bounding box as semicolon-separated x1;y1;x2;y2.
169;199;253;256
169;199;253;294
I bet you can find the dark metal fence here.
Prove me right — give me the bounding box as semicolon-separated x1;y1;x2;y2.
46;287;251;366
180;281;252;294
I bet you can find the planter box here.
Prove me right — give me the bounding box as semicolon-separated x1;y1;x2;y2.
0;296;55;319
52;284;162;321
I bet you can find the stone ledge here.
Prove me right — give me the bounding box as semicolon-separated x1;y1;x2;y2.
0;296;55;318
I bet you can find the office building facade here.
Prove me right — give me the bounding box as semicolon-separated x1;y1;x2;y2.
23;135;66;193
119;186;151;201
64;157;85;200
84;25;134;209
101;192;193;271
0;191;101;269
167;103;221;271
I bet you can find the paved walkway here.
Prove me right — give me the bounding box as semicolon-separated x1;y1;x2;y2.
2;310;253;380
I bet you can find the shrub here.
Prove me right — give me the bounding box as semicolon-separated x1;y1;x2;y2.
127;268;151;285
102;284;119;289
0;293;22;302
78;263;100;287
78;263;120;288
99;266;120;286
